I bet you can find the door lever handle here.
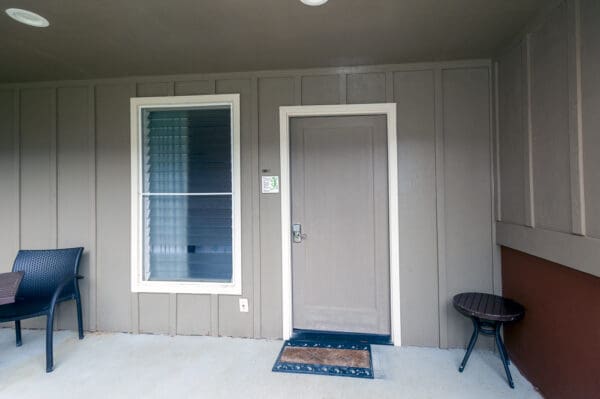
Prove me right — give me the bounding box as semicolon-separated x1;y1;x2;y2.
292;223;307;243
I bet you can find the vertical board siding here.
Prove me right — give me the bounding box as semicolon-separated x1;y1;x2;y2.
530;2;572;233
258;77;295;338
95;84;135;332
0;62;493;348
173;79;214;335
347;73;387;104
216;79;254;338
0;90;18;272
20;88;57;250
301;75;340;105
174;80;213;96
393;70;439;347
139;293;170;334
442;68;493;348
136;82;173;336
19;88;57;328
497;43;527;225
56;86;94;330
495;1;600;277
581;0;600;239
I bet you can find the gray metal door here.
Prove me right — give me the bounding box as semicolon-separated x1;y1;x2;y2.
290;115;390;335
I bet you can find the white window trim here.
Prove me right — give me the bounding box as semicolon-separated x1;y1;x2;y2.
130;94;242;295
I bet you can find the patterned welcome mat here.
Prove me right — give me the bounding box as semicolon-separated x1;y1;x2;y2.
272;340;374;379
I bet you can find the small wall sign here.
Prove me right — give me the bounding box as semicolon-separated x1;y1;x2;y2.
262;176;279;194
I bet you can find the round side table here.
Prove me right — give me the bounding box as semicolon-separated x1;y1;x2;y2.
453;292;525;389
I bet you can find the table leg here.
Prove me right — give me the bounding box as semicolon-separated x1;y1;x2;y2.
496;327;510;365
494;323;514;389
458;317;479;372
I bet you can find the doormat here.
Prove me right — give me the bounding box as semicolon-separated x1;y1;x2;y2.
272;340;374;379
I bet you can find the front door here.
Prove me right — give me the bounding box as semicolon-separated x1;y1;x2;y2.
290;115;390;335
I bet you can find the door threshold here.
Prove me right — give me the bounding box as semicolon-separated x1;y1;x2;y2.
291;329;393;346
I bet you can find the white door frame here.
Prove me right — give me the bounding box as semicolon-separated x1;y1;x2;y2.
279;103;401;346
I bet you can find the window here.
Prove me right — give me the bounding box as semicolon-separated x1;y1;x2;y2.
130;94;241;294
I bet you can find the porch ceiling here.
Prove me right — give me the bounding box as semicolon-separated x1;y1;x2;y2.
0;0;546;83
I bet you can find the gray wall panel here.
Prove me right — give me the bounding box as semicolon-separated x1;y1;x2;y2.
135;82;173;336
442;68;493;348
393;70;439;347
581;0;600;239
0;90;18;272
216;79;254;338
56;86;94;330
136;82;172;97
139;293;170;334
347;73;386;104
20;88;56;250
19;88;56;328
176;294;212;335
173;79;215;334
1;61;494;348
174;80;213;96
494;1;600;278
258;77;295;338
497;43;527;225
530;2;572;233
301;75;339;105
95;84;134;332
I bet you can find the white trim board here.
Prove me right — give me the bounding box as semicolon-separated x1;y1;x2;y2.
130;94;242;295
279;103;401;346
496;221;600;278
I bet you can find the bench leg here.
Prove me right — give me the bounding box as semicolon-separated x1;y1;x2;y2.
495;323;514;389
15;320;22;347
458;317;479;372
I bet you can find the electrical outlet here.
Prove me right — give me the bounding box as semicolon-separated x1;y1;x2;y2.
239;298;249;312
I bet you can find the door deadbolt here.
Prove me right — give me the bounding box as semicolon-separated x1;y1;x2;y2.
292;223;307;243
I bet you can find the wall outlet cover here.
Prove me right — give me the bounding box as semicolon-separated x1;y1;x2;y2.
239;298;249;312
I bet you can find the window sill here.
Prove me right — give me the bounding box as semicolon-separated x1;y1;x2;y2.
131;279;242;295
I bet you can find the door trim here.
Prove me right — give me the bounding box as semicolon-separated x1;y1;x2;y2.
279;104;401;346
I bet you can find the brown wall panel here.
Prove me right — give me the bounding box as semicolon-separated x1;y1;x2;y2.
502;247;600;399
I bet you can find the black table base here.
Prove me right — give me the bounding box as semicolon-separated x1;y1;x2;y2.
453;292;525;389
458;317;514;388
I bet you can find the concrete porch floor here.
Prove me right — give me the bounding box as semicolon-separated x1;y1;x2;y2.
0;329;541;399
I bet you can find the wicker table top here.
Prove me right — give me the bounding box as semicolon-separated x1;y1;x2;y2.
453;292;524;323
0;271;24;306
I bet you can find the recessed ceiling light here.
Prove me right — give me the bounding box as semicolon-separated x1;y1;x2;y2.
5;8;49;27
300;0;329;6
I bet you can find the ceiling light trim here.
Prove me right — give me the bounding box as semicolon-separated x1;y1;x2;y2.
300;0;329;6
5;8;50;28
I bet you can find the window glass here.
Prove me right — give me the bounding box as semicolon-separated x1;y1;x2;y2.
141;106;233;282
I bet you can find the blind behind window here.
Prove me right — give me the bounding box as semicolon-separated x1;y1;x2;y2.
141;107;233;282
